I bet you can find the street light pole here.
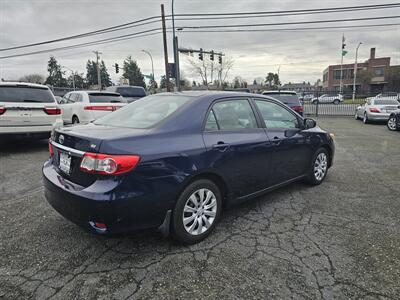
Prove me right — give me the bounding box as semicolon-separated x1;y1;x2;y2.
352;42;362;102
142;50;155;83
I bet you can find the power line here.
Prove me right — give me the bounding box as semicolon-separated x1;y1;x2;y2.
174;4;400;21
174;3;400;17
178;22;400;33
0;29;163;60
0;16;161;52
178;15;400;30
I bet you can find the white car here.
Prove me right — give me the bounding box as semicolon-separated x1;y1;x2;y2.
60;91;127;125
0;82;63;138
311;94;343;104
365;92;400;102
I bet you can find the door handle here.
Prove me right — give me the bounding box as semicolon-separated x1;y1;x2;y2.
212;141;230;152
272;137;282;146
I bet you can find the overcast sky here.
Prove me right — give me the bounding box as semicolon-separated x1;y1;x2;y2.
0;0;399;85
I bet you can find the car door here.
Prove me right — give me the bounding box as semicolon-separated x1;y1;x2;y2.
61;92;74;123
253;99;311;185
202;98;271;198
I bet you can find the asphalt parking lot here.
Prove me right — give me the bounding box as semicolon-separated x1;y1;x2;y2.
1;117;399;299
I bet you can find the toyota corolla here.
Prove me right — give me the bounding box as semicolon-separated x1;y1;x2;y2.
43;91;334;244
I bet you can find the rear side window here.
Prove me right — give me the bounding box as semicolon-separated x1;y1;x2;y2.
209;99;258;130
88;93;125;103
116;87;146;97
0;86;55;103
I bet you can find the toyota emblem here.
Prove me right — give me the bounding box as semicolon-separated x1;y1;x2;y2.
59;134;65;144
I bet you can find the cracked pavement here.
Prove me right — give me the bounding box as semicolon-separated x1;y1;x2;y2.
1;117;400;299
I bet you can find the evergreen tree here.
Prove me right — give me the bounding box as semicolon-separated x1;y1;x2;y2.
86;59;112;88
45;56;67;87
122;56;146;88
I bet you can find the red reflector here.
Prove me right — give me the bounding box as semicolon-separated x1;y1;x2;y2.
94;222;107;229
0;106;6;115
49;141;54;156
84;106;115;111
369;108;380;113
44;107;62;115
80;152;140;175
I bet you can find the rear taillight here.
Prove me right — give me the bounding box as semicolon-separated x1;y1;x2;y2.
80;152;140;175
44;107;62;115
0;106;6;115
49;141;54;157
292;106;303;113
84;106;116;111
369;108;380;113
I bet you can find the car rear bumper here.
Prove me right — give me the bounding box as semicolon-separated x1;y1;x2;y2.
42;160;175;234
0;119;63;134
367;113;391;121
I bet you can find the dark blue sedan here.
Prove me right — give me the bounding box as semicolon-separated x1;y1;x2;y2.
43;91;334;244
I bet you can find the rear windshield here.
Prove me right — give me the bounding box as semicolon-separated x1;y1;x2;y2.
94;95;192;129
0;86;54;103
373;100;399;105
265;93;299;104
116;87;146;97
88;93;125;103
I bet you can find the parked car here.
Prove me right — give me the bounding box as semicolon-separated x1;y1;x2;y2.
311;94;343;104
355;98;400;124
262;90;303;116
387;110;400;131
0;82;62;139
366;92;400;102
106;85;146;103
224;88;251;93
54;96;64;104
60;91;127;125
43;91;335;244
298;92;314;102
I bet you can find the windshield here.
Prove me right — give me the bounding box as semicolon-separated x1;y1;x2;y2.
94;94;192;128
266;93;299;104
0;86;54;103
116;87;146;97
88;93;125;103
373;100;399;105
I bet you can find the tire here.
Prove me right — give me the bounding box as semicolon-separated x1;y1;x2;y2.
306;148;329;185
354;111;359;120
363;113;369;124
72;116;80;125
333;99;340;105
171;179;222;244
387;116;398;131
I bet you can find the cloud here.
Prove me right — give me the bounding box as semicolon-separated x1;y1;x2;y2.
1;0;399;84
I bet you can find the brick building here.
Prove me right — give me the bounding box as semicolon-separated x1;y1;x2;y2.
322;48;398;93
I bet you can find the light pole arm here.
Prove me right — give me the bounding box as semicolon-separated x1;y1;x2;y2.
142;50;155;82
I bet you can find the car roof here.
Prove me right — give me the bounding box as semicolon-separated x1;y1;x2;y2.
108;85;145;89
262;90;297;94
69;90;121;95
0;82;50;89
151;91;275;102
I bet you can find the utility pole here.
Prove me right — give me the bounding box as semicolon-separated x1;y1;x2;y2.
93;51;102;91
339;34;345;95
172;0;181;91
352;42;362;102
142;50;155;83
161;4;171;92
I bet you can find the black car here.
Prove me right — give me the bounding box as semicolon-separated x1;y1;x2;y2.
387;110;400;131
106;85;146;103
262;91;303;116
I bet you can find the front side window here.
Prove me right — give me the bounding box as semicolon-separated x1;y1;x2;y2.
210;99;258;130
255;100;300;129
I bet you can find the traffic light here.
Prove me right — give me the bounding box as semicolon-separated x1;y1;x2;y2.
115;63;119;73
199;48;203;61
210;50;214;61
218;55;222;64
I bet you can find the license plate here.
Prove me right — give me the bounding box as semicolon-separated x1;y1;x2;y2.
59;152;71;174
19;109;32;117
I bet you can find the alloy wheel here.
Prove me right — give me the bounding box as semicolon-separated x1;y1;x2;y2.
314;153;328;181
388;117;397;131
182;188;217;236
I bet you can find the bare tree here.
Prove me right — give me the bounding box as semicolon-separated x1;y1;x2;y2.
185;55;234;87
19;74;45;84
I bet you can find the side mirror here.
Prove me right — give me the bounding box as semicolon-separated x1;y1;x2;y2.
304;118;316;129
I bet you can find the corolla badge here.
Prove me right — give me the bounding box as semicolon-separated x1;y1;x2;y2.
59;134;65;144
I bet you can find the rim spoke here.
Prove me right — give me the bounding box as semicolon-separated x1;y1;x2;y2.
183;214;196;225
203;210;216;217
188;217;198;233
203;190;212;206
204;198;216;210
184;205;197;213
202;215;211;228
189;194;198;207
197;217;203;234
